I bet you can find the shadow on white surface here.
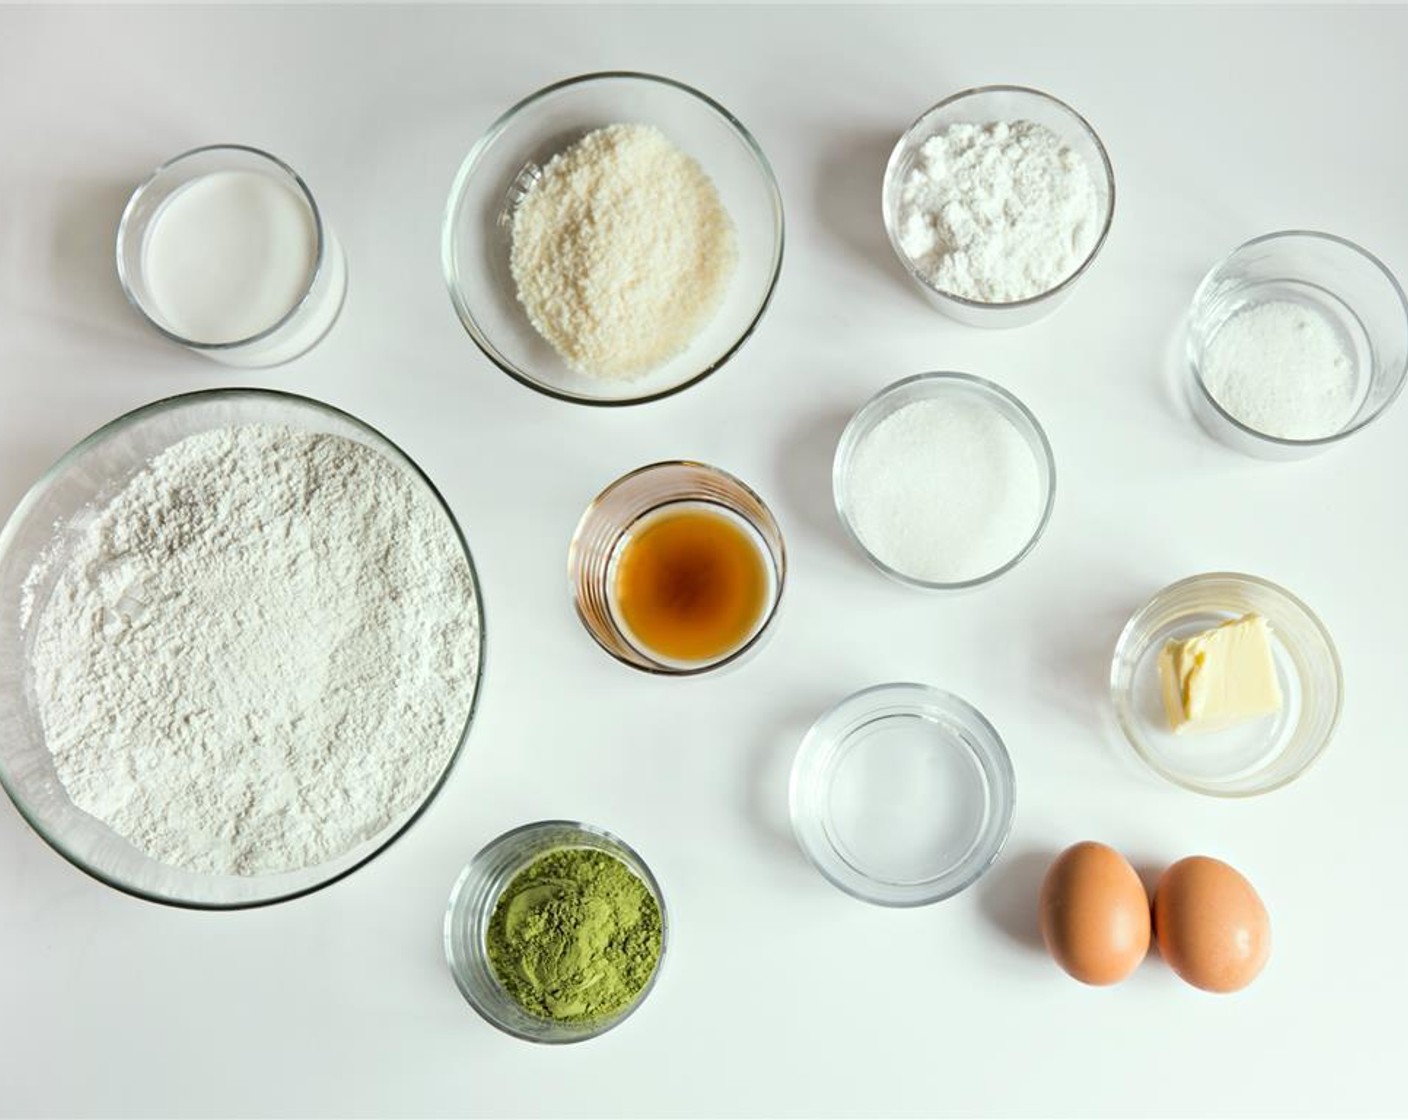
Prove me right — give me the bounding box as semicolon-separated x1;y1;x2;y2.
977;845;1055;953
45;178;159;347
742;694;836;870
1129;855;1172;981
1027;586;1140;742
812;126;920;306
1159;303;1199;436
773;407;869;568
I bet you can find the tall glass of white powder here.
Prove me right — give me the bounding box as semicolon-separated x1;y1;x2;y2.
833;373;1056;590
1187;230;1408;459
882;85;1116;329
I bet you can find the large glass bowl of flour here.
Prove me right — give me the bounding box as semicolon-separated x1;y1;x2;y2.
443;70;785;406
0;390;484;909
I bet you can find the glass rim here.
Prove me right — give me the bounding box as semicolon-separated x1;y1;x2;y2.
440;69;786;407
832;372;1057;590
444;818;669;1044
115;143;332;352
788;682;1017;907
568;459;788;676
881;83;1117;311
1188;228;1408;447
0;387;487;909
1109;570;1343;798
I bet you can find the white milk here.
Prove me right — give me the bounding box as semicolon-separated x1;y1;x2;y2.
140;169;345;365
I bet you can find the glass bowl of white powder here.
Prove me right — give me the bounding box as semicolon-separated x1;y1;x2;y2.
1186;230;1408;458
833;373;1056;590
882;85;1115;328
0;389;484;908
443;71;784;405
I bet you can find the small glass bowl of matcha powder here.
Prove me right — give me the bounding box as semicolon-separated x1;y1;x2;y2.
445;820;667;1042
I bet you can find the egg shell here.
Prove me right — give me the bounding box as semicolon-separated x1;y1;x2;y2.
1039;841;1151;986
1154;855;1270;993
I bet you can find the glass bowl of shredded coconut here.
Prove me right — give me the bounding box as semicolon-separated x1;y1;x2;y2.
1186;230;1408;459
833;373;1056;590
0;389;484;908
443;71;784;405
882;85;1115;328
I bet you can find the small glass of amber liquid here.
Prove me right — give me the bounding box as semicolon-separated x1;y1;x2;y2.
569;462;786;674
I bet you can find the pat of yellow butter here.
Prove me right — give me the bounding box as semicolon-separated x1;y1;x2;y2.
1157;613;1283;734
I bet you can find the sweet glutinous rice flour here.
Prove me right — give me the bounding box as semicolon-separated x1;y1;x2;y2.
26;425;480;876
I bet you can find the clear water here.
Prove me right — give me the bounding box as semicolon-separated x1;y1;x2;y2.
825;714;988;885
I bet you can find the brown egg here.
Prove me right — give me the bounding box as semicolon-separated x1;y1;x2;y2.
1154;856;1270;993
1039;841;1151;985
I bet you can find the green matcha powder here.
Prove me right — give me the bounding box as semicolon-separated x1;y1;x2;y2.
486;846;662;1022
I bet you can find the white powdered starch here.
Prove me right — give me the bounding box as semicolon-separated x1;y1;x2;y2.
510;123;737;380
29;426;479;876
847;398;1043;583
1201;300;1358;439
896;120;1100;302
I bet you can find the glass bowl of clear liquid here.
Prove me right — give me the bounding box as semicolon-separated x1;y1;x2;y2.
789;683;1016;907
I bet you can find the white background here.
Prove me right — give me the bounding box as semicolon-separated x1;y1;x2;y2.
2;4;1406;1117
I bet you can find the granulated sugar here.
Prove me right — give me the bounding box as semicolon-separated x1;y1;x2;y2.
27;425;479;876
1200;300;1359;439
510;123;737;380
845;396;1044;584
896;120;1100;303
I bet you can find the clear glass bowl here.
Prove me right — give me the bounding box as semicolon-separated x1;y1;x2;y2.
444;820;668;1044
1186;230;1408;459
116;144;348;368
789;683;1016;907
832;372;1056;590
0;389;485;908
442;71;785;405
568;460;786;674
882;85;1115;328
1110;573;1342;797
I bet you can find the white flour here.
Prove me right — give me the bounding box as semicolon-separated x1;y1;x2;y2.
846;396;1044;583
27;425;479;876
896;120;1100;302
1201;299;1359;439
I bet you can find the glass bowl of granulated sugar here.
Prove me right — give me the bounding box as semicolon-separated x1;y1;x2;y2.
0;389;485;909
1186;230;1408;459
443;70;785;405
882;85;1115;328
834;372;1056;590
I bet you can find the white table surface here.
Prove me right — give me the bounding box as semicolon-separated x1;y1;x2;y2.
3;4;1407;1117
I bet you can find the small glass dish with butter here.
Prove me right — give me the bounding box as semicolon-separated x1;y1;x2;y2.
1110;573;1342;797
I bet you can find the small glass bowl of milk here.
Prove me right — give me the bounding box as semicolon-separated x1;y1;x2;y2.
116;144;347;367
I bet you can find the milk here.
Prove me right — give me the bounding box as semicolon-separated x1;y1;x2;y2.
137;167;346;366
